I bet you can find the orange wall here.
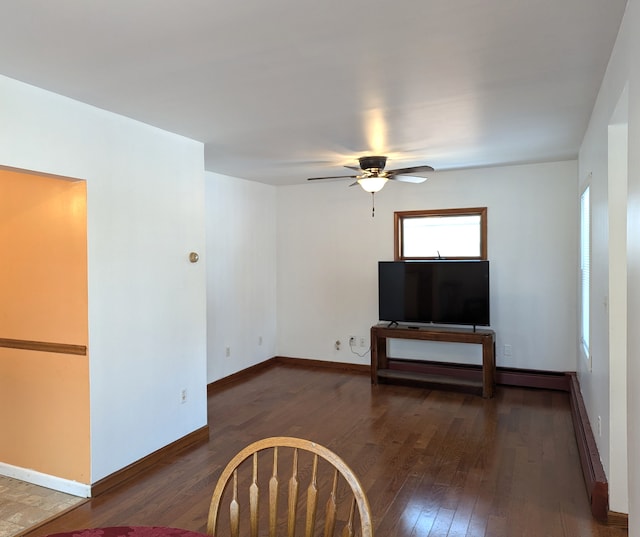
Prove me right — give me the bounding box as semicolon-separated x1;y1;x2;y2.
0;168;90;483
1;169;88;343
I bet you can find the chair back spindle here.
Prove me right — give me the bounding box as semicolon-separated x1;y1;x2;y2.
207;437;373;537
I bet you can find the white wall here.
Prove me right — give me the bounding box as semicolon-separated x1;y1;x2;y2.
578;0;635;517
205;173;277;383
627;0;640;525
0;75;208;483
277;161;578;372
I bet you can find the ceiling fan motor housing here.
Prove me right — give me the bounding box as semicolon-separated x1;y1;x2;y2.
359;156;387;172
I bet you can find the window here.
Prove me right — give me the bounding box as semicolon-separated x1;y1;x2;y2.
580;186;591;355
394;207;487;260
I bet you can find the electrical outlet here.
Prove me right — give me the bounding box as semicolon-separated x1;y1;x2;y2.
180;389;187;404
597;415;602;437
258;335;263;346
504;344;512;357
225;346;231;357
349;336;356;347
359;337;366;347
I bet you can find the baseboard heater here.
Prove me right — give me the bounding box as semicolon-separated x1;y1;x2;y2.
567;372;609;523
379;358;571;392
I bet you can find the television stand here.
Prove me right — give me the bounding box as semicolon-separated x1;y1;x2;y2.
370;324;496;398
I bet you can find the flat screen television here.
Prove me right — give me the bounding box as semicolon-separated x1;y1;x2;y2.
378;260;490;327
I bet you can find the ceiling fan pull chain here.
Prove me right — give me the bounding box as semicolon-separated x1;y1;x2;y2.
371;192;375;217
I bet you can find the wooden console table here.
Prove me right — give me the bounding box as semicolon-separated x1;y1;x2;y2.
370;324;496;398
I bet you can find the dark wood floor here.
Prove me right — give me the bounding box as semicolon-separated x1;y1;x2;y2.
23;362;627;537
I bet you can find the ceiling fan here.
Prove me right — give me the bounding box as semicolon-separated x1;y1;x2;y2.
307;156;434;193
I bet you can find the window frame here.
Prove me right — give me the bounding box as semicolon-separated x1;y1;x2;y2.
394;207;488;261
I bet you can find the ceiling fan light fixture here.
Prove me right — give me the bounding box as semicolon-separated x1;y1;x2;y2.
357;176;388;193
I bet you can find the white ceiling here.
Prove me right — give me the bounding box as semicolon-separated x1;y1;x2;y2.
0;1;627;185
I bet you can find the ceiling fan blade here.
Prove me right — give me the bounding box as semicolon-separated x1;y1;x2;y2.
307;174;359;181
388;174;428;184
344;165;362;171
387;165;434;175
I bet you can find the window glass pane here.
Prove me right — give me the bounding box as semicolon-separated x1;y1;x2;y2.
580;186;590;354
402;215;482;258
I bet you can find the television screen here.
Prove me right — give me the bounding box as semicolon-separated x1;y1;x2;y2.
378;260;490;327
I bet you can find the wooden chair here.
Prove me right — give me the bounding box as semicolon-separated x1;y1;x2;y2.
206;436;373;537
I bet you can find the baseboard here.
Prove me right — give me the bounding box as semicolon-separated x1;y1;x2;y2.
209;357;566;392
207;357;369;394
567;372;610;524
2;422;212;501
0;462;91;498
91;425;209;497
207;358;278;394
273;356;370;374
